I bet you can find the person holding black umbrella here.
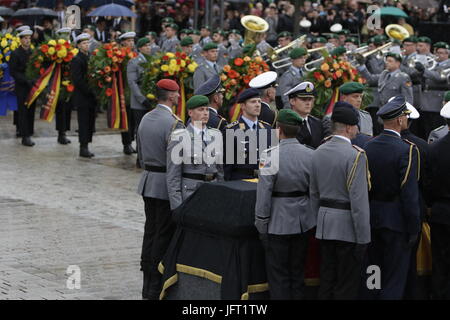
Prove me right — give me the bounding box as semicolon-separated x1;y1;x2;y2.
9;29;36;147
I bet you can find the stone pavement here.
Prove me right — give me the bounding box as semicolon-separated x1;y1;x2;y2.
0;111;146;300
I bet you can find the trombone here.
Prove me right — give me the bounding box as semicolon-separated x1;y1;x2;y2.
268;35;307;69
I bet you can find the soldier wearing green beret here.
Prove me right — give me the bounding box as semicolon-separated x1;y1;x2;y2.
276;47;308;109
193;42;222;91
179;29;188;40
161;23;180;53
327;33;340;49
274;32;293;76
227;30;243;60
200;25;212;47
167;95;224;210
212;29;228;67
255;109;315;299
158;17;175;46
179;36;194;56
338;29;350;46
145;31;161;55
417;36;433;57
190;29;203;63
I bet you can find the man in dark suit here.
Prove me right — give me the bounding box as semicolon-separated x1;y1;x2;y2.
9;29;36;147
364;96;421;299
94;18;109;43
284;81;324;149
71;33;97;158
428;101;450;299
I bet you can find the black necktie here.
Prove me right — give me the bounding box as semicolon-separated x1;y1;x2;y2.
252;123;257;130
298;121;312;146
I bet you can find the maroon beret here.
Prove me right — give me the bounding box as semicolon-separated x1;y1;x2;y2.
156;79;180;91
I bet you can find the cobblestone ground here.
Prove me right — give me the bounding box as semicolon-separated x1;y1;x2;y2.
0;111;145;300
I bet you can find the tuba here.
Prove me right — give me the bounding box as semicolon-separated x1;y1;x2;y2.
241;15;269;46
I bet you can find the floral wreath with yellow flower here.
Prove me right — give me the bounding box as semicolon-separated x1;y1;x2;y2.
0;33;21;80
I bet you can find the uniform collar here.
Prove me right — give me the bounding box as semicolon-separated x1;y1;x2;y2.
333;135;352;144
209;106;218;114
189;123;206;136
280;138;299;145
241;115;258;130
157;104;173;113
383;129;401;137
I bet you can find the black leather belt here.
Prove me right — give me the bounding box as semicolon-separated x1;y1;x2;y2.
272;191;309;198
370;194;400;202
182;173;217;182
232;168;259;178
320;199;351;210
144;165;166;173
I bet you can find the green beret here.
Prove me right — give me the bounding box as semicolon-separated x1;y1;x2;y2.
314;36;327;44
403;36;418;43
166;23;179;30
187;95;209;110
331;46;347;57
277;31;292;39
360;42;367;47
339;82;364;95
162;17;174;24
289;47;308;59
213;29;226;37
179;29;188;34
327;34;339;40
203;42;218;51
338;29;350;36
180;36;193;46
84;24;96;32
185;29;193;35
201;25;211;31
192;29;201;36
373;35;385;46
276;109;303;126
380;35;389;42
418;36;431;44
444;91;450;102
434;41;450;50
146;31;157;38
242;43;256;55
136;37;150;49
345;37;358;45
230;29;241;36
385;52;402;62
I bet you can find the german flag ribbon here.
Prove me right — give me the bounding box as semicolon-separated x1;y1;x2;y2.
176;80;186;123
229;102;241;122
26;63;56;107
117;70;128;130
324;87;340;115
108;71;128;130
40;63;62;122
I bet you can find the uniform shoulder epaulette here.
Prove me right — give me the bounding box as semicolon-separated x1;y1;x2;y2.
207;127;221;133
258;119;271;126
171;113;183;122
431;125;445;132
322;135;333;143
171;128;186;136
226;121;239;128
402;138;416;147
352;144;366;153
262;145;279;156
359;109;370;115
309;115;320;121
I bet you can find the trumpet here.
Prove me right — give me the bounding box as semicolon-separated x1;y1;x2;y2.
438;67;450;81
304;57;324;72
407;54;438;71
269;35;307;69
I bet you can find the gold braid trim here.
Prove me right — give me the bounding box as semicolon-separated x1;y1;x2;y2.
401;144;414;188
415;146;421;181
347;152;362;190
365;154;372;191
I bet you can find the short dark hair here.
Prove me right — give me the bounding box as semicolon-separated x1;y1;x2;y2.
277;122;300;138
156;87;170;101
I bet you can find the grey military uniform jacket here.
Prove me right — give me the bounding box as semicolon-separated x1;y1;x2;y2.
193;61;222;91
166;125;224;210
422;59;450;112
428;125;449;144
255;138;315;235
358;65;413;107
217;43;229;66
161;37;180;53
256;40;272;57
310;136;371;244
227;43;243;60
277;65;305;109
88;38;100;53
191;43;204;64
322;108;373;137
401;53;423;109
127;53;147;111
365;56;384;109
150;43;161;56
137;104;185;200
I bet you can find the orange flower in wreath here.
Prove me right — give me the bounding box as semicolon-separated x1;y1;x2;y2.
104;66;111;73
105;88;113;96
234;58;244;66
223;65;231;73
67;84;75;92
228;69;239;79
320;63;330;72
41;44;49;53
324;79;332;88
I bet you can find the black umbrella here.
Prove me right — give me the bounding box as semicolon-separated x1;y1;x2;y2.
12;8;58;18
0;6;14;16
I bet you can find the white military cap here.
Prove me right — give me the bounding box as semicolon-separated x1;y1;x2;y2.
16;25;30;32
75;33;90;44
441;101;450;119
119;31;136;40
284;81;316;97
388;96;420;119
300;19;312;28
249;71;277;89
18;29;33;37
56;27;71;34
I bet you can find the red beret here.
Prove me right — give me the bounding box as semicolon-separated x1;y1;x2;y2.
156;79;179;91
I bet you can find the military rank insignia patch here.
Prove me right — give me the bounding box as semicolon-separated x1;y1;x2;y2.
406;81;412;87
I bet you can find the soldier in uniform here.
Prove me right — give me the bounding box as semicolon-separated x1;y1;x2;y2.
157;17;174;47
327;34;340;50
82;25;101;53
284;81;324;149
127;37;153;160
119;31;138;155
249;71;278;127
194;75;227;131
310;102;371;300
167;95;224;210
364;96;421;299
309;36;327;62
137;79;185;300
256;32;272;58
179;36;194;56
161;23;180;53
428;101;450;299
255;109;315;300
227;29;243;60
416;36;433;57
416;41;450;139
222;88;273;180
323;82;373;141
277;48;308;110
191;29;204;64
428;91;450;143
357;52;414;134
212;29;228;67
193;42;221;91
274;31;293;77
70;33;97;157
9;29;36;147
199;25;212;47
145;31;161;55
